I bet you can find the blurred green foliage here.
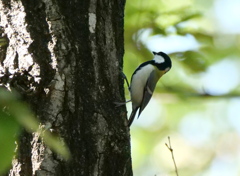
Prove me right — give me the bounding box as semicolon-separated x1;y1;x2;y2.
0;89;70;175
124;0;240;78
0;110;20;174
124;0;240;175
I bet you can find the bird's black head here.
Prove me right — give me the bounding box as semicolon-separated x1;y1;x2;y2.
152;51;172;72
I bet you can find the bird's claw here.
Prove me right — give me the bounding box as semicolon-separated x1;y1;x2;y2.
114;100;131;107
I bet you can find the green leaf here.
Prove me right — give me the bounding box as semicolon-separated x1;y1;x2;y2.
0;111;20;174
0;89;70;165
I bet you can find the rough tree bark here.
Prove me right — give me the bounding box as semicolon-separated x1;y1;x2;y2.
0;0;132;175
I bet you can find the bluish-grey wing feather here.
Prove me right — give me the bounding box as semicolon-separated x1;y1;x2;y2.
138;70;159;118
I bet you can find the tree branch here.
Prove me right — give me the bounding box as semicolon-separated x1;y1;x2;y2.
165;136;179;176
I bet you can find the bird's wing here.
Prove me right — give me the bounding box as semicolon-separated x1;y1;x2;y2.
138;70;160;118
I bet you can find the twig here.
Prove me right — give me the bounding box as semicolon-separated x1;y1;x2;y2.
165;136;179;176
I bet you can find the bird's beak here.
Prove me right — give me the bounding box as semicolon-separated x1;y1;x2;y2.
152;51;157;55
164;67;170;73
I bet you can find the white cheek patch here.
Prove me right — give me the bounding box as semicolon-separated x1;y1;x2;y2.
154;55;165;64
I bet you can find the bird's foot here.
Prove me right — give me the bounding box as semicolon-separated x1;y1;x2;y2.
114;100;131;107
120;72;130;89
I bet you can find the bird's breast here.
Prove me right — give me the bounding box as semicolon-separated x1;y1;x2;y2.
130;64;155;106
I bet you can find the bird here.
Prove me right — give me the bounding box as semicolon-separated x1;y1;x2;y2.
128;51;172;127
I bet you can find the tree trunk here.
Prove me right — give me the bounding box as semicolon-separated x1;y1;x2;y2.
0;0;132;175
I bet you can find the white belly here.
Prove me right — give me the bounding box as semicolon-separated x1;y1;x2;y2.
130;64;154;107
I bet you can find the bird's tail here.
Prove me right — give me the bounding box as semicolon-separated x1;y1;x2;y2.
128;108;138;127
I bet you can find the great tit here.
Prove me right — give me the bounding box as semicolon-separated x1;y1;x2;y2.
128;51;172;127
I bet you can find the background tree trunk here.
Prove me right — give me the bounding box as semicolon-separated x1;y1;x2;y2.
0;0;132;175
